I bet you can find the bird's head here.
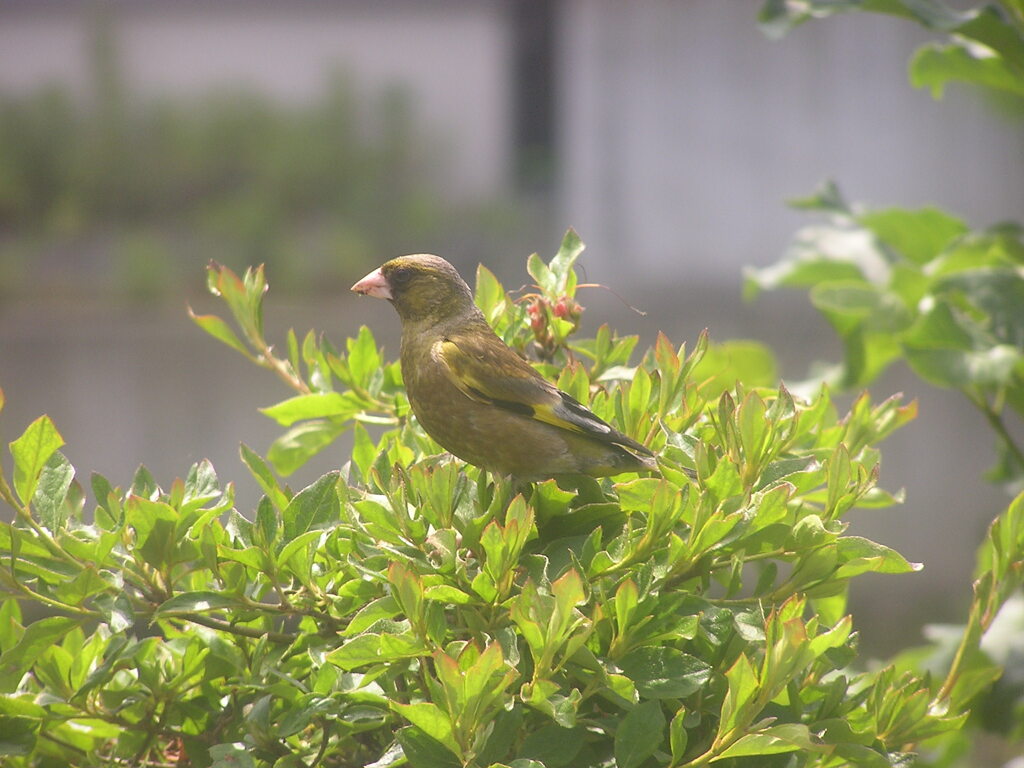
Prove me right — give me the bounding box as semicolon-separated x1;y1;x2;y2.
351;254;475;324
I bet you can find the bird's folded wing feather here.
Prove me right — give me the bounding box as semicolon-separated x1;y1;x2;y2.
433;333;650;453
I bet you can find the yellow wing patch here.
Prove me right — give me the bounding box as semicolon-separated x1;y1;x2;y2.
432;339;492;404
529;401;593;436
433;338;590;435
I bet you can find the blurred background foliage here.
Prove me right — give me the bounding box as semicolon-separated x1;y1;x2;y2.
0;10;529;301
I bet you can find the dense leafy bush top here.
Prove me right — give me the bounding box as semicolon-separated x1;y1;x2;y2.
1;232;1021;767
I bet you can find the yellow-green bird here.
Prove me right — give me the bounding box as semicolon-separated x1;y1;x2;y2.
351;254;657;480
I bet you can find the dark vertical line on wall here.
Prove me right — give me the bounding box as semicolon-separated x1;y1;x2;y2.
597;1;625;262
511;0;557;193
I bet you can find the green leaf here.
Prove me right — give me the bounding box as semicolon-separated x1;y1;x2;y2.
518;724;585;768
690;341;777;396
127;495;179;569
527;252;555;294
551;569;587;622
809;282;912;334
858;207;967;265
260;392;363;426
614;700;665;768
31;451;75;530
286;328;301;376
738;391;769;467
9;415;64;506
91;473;120;527
831;328;903;388
476;707;524;767
217;545;264;571
0;713;39;756
188;309;253;358
619;647;713;699
744;216;878;298
716;723;822;758
254;495;279;547
975;491;1024;583
343;596;400;637
787;179;851;214
834;537;922;578
744;249;867;299
902;300;977;351
54;568;108;605
277;529;326;570
348;325;382;388
0;602;21;654
239;444;290;510
669;707;688;763
718;653;758;737
327;635;383;669
206;263;265;342
904;344;1022;389
396;726;461;768
97;594;134;634
392;703;458;756
155;591;244;615
281;472;340;542
912;40;1024;97
627;366;652;430
0;617;80;691
328;632;427;669
183;459;219;503
937;268;1024;347
613;579;639;633
389;561;424;628
210;742;257;768
423;585;474;605
130;464;159;498
475;264;507;319
616;479;664;512
757;0;848;39
522;679;582;728
932;226;1024;276
267;420;347;476
464;641;512;702
0;696;45;721
549;227;584;294
941;5;1024;72
352;422;377;482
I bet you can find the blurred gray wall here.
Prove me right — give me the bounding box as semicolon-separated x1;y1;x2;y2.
559;0;1024;277
1;0;1023;654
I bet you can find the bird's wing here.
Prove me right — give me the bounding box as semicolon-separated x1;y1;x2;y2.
433;332;650;453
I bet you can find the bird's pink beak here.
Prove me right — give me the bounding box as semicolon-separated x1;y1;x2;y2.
351;267;392;300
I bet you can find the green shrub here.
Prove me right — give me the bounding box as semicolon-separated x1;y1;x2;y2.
1;232;1020;767
746;182;1024;489
750;3;1024;761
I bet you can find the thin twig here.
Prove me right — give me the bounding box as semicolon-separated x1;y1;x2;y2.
173;612;296;644
969;390;1024;474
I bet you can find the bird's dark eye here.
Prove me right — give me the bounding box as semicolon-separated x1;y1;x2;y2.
387;265;415;291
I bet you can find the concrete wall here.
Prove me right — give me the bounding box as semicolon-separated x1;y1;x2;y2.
559;0;1024;278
